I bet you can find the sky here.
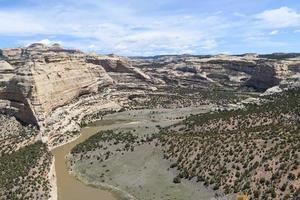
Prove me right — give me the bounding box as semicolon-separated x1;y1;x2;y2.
0;0;300;56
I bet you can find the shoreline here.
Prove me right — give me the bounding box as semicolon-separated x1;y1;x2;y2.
48;127;85;200
49;119;138;200
71;171;136;200
49;133;81;151
45;101;121;200
47;121;84;200
47;106;215;200
49;157;58;200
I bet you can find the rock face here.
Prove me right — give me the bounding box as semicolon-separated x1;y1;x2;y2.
0;44;299;131
0;43;157;131
245;61;288;90
0;43;113;125
132;54;297;90
87;54;152;82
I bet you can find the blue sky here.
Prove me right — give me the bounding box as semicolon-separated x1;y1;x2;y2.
0;0;300;55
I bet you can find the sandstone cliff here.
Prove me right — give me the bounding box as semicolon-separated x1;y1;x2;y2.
0;44;160;148
0;43;115;126
1;44;299;133
132;54;298;91
0;44;98;124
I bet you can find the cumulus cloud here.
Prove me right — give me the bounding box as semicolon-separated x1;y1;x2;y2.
0;1;299;55
22;39;62;47
37;39;61;46
269;30;279;35
88;44;96;49
255;7;300;28
0;0;230;55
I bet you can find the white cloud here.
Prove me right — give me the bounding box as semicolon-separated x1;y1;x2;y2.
22;39;62;47
88;44;96;49
255;7;300;28
269;30;279;35
37;39;61;46
2;1;297;55
0;0;231;55
2;0;300;56
243;34;286;47
0;11;45;34
295;30;300;33
0;0;231;56
219;51;231;55
233;12;247;18
201;39;218;50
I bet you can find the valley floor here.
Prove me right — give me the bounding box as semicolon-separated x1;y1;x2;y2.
67;106;221;200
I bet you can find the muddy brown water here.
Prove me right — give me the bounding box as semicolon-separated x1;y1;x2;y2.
51;119;130;200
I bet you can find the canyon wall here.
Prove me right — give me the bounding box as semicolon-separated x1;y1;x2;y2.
0;44;299;128
0;43;113;125
132;54;295;91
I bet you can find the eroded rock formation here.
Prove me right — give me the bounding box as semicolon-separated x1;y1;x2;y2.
0;44;299;143
0;43;156;146
132;54;297;91
0;43;114;125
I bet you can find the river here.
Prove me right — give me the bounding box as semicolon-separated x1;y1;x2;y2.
50;107;214;200
51;120;123;200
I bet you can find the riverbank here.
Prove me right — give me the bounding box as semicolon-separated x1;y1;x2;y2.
72;172;137;200
51;119;136;200
49;157;57;200
67;106;216;200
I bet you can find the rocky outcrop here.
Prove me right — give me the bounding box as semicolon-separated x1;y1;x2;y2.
0;43;113;126
0;44;158;146
87;54;151;81
0;57;39;125
245;61;288;90
1;44;299;131
132;54;298;90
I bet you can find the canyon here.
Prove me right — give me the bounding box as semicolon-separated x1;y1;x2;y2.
0;44;300;200
1;45;299;132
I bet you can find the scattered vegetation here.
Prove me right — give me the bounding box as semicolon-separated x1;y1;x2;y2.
158;88;300;199
0;141;52;200
71;130;139;155
258;53;300;60
80;110;117;128
69;87;300;200
128;86;256;109
0;114;38;155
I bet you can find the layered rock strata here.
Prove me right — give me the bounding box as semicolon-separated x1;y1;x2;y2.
1;44;300;141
